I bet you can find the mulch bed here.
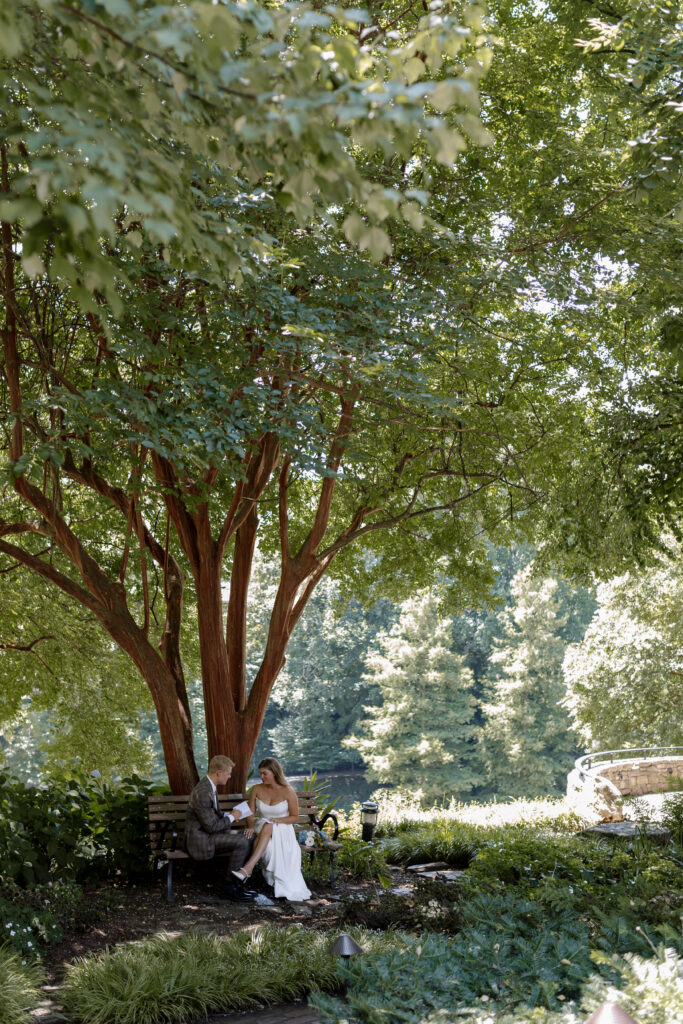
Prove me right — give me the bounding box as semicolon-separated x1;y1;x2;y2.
42;867;376;986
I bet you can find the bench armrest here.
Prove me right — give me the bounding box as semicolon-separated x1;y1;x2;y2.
156;819;179;853
311;811;339;841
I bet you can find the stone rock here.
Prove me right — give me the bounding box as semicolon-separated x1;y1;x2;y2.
438;870;466;883
406;862;450;873
287;902;313;916
580;820;671;843
567;768;624;822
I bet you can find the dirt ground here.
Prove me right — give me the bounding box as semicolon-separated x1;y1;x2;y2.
42;866;377;986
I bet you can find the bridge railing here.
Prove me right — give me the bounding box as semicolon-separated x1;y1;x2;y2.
576;747;683;773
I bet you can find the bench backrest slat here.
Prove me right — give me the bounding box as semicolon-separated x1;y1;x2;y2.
148;792;319;853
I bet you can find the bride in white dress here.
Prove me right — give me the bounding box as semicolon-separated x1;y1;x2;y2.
232;757;311;901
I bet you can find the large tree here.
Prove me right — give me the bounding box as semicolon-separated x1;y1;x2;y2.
0;0;674;790
563;554;683;749
346;589;482;803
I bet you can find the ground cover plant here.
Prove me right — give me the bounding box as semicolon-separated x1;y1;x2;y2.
59;926;402;1024
316;796;683;1022
0;947;43;1024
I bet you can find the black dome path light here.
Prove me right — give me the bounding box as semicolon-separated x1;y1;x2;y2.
329;933;364;995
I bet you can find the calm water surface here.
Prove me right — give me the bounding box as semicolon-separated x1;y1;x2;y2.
247;769;372;813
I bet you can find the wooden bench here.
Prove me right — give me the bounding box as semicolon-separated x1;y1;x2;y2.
148;791;341;902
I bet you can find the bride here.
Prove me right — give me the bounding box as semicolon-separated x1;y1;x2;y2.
232;757;311;901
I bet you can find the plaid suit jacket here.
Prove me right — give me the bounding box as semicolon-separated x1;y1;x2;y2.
184;776;236;860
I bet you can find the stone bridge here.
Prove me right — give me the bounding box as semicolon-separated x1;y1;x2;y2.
576;747;683;797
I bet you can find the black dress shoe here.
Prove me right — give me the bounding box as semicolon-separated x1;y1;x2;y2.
219;882;256;902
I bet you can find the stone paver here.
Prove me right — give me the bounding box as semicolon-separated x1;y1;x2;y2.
203;1004;321;1023
33;999;323;1024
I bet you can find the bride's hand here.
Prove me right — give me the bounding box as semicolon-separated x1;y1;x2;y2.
243;828;255;838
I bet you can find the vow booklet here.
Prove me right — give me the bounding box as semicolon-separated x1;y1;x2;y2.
231;800;251;818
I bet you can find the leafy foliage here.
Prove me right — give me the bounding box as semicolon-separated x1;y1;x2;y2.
0;770;157;886
379;819;478;868
315;804;682;1023
0;569;155;780
0;876;102;957
563;555;683;747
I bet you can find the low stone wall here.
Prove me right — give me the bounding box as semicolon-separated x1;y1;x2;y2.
590;757;683;796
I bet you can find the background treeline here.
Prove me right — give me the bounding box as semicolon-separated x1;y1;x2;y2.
6;541;681;803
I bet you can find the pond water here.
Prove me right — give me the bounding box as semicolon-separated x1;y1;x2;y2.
247;769;372;813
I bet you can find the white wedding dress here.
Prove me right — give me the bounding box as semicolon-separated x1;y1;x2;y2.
254;798;311;901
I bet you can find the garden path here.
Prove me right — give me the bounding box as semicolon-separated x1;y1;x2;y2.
204;1004;321;1023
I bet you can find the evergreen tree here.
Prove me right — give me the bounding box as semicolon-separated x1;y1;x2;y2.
346;591;482;805
266;579;395;773
480;568;581;799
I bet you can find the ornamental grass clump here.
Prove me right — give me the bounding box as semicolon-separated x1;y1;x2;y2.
60;926;400;1024
379;817;479;867
0;946;44;1024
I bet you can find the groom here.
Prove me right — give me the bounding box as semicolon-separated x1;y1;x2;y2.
185;754;256;902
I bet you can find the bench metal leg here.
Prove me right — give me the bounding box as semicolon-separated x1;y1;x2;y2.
167;860;175;903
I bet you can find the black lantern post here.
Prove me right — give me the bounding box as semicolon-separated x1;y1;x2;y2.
584;1003;640;1024
360;800;379;841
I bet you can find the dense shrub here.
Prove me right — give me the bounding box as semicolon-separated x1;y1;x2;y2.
0;770;159;887
0;946;43;1024
60;926;402;1024
379;818;478;867
328;946;682;1024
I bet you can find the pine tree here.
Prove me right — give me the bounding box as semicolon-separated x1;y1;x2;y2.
345;590;482;805
480;568;581;799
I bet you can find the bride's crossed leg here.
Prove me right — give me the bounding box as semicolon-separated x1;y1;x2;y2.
232;822;272;881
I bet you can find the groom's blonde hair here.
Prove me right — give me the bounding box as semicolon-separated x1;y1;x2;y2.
208;755;234;773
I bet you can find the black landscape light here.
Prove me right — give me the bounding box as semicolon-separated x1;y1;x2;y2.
330;933;364;962
329;933;363;994
584;1003;640;1024
360;800;379;841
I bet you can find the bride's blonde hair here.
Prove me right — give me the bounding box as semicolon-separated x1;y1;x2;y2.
258;757;288;786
